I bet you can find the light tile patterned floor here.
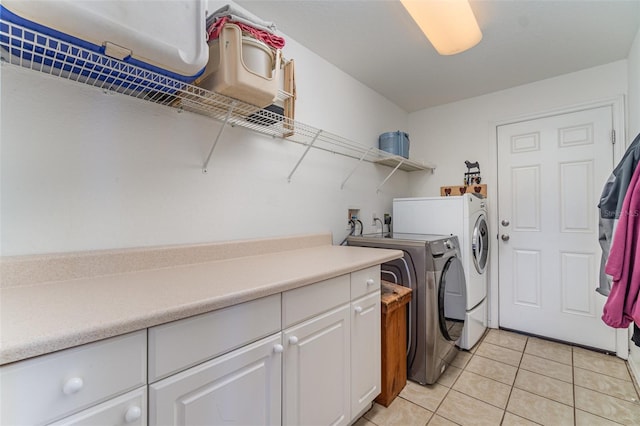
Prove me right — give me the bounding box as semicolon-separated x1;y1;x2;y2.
355;329;640;426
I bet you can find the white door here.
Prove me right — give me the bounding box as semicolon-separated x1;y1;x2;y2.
350;291;381;417
283;304;350;426
497;106;616;351
149;333;282;426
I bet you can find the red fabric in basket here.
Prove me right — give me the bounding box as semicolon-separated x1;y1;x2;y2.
207;16;285;50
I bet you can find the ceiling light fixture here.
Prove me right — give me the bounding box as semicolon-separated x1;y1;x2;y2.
400;0;483;55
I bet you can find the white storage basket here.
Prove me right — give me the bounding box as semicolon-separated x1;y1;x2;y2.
198;23;281;108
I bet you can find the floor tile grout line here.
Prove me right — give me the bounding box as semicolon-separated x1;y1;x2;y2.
445;344;514;418
397;391;462;426
510;379;575;409
393;396;438;422
499;337;544;425
484;333;525;425
505;336;577;424
571;349;578;426
627;361;640;398
573;382;640;405
573;364;637;383
572;407;627;426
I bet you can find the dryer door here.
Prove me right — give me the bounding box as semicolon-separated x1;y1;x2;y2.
438;256;467;342
472;213;489;274
379;255;420;373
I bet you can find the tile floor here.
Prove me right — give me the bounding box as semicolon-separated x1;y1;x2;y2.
356;329;640;425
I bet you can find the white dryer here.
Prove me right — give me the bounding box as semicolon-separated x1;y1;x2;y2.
393;194;489;349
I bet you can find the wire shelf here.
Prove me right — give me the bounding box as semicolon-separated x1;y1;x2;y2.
0;16;435;181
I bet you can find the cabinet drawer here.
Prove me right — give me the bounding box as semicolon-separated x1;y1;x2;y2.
282;274;350;328
148;294;281;382
0;330;146;426
351;266;381;299
49;386;147;426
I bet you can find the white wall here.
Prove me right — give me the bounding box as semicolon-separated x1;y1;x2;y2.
0;5;409;256
628;28;640;140
407;60;628;198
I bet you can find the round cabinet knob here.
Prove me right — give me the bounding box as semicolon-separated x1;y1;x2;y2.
124;406;142;423
288;336;299;345
354;306;363;314
273;344;284;353
366;278;375;286
62;377;84;395
501;234;510;241
501;219;510;227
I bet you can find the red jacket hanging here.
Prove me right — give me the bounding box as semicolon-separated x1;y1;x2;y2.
602;164;640;328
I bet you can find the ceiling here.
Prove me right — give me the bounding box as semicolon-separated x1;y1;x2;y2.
236;0;640;113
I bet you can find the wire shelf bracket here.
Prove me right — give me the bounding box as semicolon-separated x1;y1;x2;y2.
341;147;373;190
202;101;237;173
376;159;405;193
287;129;322;183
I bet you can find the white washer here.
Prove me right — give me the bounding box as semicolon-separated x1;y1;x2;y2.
393;194;489;349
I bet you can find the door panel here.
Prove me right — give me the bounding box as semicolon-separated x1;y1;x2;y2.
512;166;541;231
561;252;595;315
497;106;616;350
512;249;541;307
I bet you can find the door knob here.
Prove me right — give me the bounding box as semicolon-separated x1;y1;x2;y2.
501;234;510;241
501;219;510;227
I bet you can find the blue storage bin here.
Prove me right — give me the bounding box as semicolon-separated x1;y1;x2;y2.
0;1;208;93
379;131;410;158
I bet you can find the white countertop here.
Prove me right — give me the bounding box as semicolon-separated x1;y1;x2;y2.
0;234;402;365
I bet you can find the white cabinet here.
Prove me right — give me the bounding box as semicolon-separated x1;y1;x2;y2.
0;265;382;426
147;294;282;426
283;304;351;426
0;330;146;426
351;291;382;417
281;266;381;425
149;333;282;426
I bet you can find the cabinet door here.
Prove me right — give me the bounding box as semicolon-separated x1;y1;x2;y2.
149;333;282;426
283;304;350;426
351;291;381;416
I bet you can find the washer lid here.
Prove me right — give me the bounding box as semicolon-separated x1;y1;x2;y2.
472;214;489;274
